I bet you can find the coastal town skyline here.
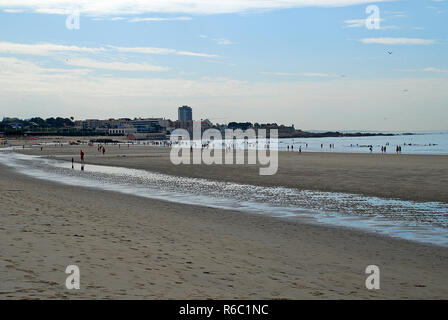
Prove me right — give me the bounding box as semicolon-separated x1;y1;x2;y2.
4;112;443;135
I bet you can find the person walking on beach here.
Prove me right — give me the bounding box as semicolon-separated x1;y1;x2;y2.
80;150;85;171
102;146;106;155
71;157;74;169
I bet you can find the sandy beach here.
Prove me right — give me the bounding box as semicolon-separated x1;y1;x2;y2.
1;141;448;299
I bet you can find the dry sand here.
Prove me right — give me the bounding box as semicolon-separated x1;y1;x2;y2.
1;141;448;299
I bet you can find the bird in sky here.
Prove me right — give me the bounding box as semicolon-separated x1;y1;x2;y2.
387;51;393;55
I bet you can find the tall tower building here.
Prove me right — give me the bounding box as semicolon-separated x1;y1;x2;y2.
178;105;192;122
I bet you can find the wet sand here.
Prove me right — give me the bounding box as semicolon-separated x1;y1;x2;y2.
1;141;448;299
18;142;448;203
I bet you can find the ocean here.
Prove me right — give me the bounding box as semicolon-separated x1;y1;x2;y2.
278;131;448;154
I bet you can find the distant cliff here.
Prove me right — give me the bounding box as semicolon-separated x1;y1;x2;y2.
277;131;413;139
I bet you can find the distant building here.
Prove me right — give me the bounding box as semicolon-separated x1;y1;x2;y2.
178;106;192;122
74;120;83;129
103;118;131;128
158;119;175;134
201;119;213;129
2;117;19;122
82;119;102;130
108;127;137;136
131;118;164;133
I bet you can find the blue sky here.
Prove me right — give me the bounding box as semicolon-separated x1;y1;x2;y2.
0;0;447;131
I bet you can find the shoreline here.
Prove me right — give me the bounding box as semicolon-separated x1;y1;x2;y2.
12;144;447;203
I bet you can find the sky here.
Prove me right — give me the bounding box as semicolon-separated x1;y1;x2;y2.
0;0;447;131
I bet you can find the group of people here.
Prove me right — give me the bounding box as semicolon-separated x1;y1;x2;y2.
286;145;303;153
71;149;85;171
97;145;106;155
380;145;403;154
366;144;403;154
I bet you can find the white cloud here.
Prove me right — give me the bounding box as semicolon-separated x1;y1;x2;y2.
0;42;105;55
361;38;436;45
0;56;90;77
91;16;127;21
211;38;234;45
129;16;192;22
111;45;219;58
0;0;394;16
424;67;448;73
260;72;335;77
176;51;219;58
199;35;235;46
0;41;218;59
64;57;170;72
109;46;176;55
344;18;382;28
344;18;397;30
94;16;193;22
344;19;366;28
3;8;23;12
